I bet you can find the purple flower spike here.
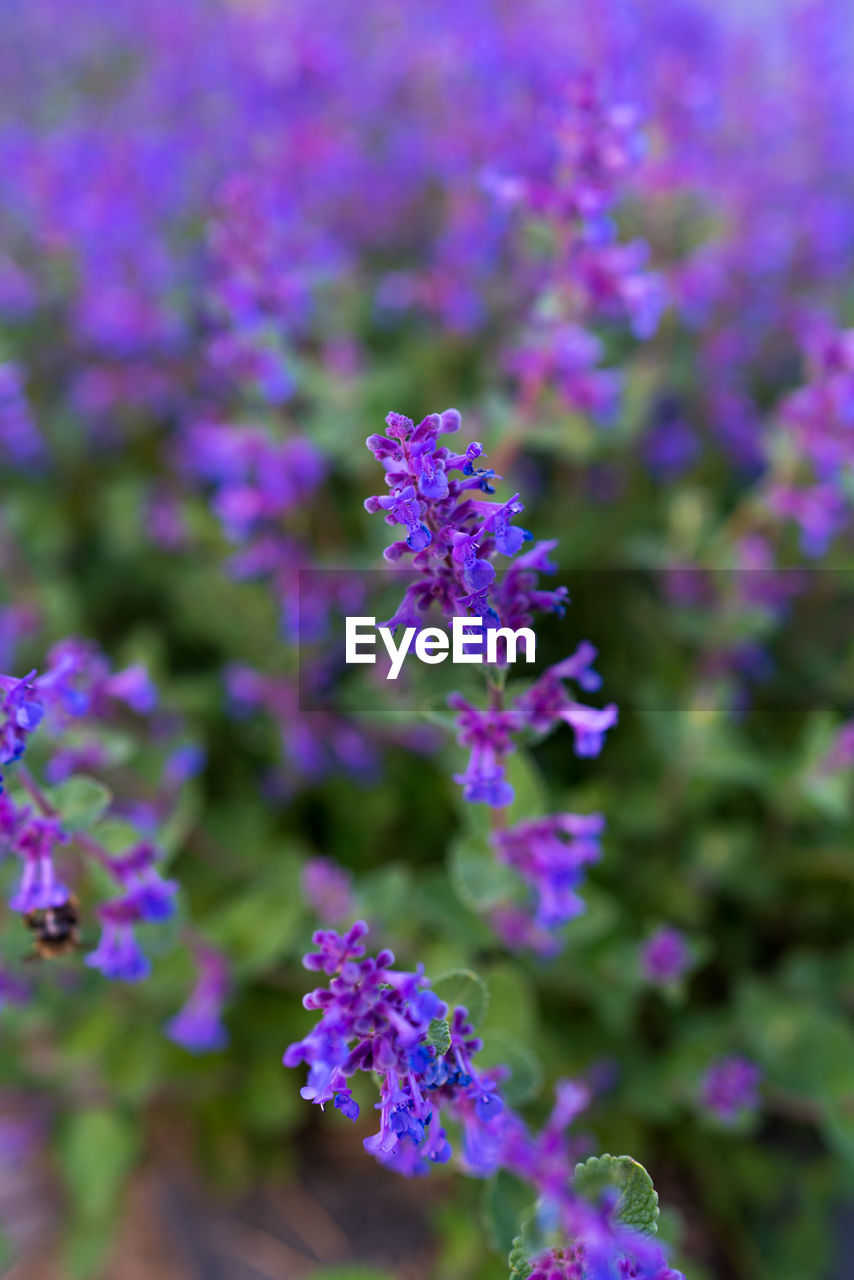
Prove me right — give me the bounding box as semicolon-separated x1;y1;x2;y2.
284;924;514;1176
365;410;562;631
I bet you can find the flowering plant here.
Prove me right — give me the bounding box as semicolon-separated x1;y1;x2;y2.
1;2;854;1278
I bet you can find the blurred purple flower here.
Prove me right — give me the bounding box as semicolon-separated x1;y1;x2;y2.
640;926;690;986
701;1055;762;1125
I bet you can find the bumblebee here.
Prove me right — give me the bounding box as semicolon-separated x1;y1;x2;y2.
23;895;82;959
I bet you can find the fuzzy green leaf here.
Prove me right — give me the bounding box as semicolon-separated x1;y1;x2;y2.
59;1108;138;1222
426;1017;452;1056
572;1154;659;1236
448;835;517;911
433;968;489;1027
508;1216;538;1280
479;1031;543;1105
47;775;112;831
504;749;549;820
484;1170;534;1256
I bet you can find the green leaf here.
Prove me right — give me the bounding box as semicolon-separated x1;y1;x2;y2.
572;1154;659;1235
433;968;489;1027
479;1031;543;1105
504;749;548;820
484;1170;534;1256
158;781;201;859
48;776;112;831
820;1102;854;1169
240;1058;302;1136
104;1027;166;1104
482;963;538;1041
426;1017;452;1056
799;771;851;822
64;1217;116;1280
738;981;854;1105
419;693;459;734
448;835;517;911
89;818;143;854
357;864;414;924
206;860;302;974
508;1217;538;1280
59;1108;138;1222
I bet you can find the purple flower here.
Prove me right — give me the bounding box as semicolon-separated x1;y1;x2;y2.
225;664;379;789
30;639;160;729
0;968;30;1011
700;1055;762;1125
760;327;854;555
284;923;509;1175
0;670;44;780
448;694;518;809
85;923;151;983
166;945;229;1053
643;408;700;479
489;904;562;957
85;897;153;983
493;813;605;934
640;927;690;986
8;817;69;914
515;646;617;758
365;409;544;630
560;702;619;758
525;1197;682;1280
374;484;433;552
301;857;355;925
164;743;206;789
101;664;159;715
447;642;616;810
286;923;682;1271
821;720;854;774
0;362;45;467
527;1235;680;1280
104;842;178;923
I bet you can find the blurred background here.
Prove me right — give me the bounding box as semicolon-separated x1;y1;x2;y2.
1;1;854;1277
